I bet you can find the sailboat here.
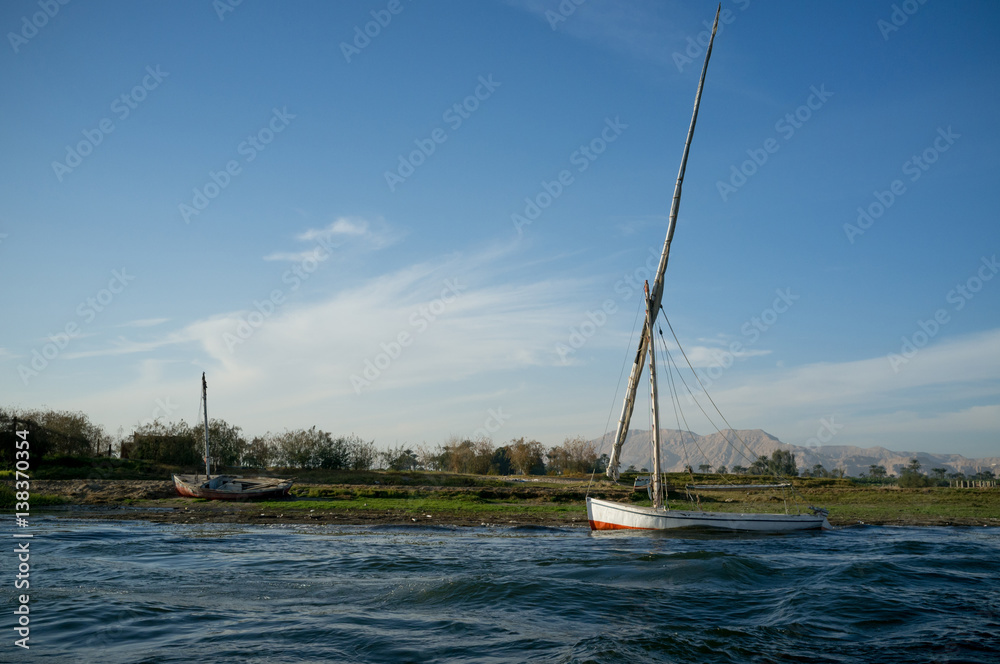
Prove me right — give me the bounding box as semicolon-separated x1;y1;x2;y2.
172;373;293;500
586;7;831;533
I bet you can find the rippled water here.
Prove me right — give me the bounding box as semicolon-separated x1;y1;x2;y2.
10;517;1000;663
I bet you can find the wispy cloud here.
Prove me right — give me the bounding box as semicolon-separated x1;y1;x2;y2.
264;216;401;262
506;0;685;69
261;247;330;263
58;242;589;387
691;328;1000;449
119;318;169;328
296;217;369;241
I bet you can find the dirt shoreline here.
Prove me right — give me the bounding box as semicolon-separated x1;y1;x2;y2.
23;479;1000;528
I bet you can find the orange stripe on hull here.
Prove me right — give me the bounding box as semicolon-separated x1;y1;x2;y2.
588;520;650;531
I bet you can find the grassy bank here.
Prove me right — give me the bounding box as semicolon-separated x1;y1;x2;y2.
8;469;999;526
0;482;67;508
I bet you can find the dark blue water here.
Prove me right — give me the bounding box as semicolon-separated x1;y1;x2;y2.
9;518;1000;663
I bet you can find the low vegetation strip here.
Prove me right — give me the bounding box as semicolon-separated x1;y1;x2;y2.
7;475;998;527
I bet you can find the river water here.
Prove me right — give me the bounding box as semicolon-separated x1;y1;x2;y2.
8;517;1000;663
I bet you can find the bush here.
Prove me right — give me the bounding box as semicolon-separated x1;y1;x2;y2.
898;470;935;488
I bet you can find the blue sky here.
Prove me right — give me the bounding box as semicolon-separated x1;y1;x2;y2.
2;0;998;459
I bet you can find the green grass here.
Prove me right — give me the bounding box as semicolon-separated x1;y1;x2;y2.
0;483;68;508
6;458;998;525
796;485;1000;522
257;495;584;517
258;484;999;523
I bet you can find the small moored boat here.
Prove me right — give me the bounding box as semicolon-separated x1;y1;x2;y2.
172;474;292;500
171;373;293;501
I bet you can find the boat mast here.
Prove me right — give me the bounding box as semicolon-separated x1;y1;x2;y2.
606;4;721;480
645;282;663;510
202;372;211;480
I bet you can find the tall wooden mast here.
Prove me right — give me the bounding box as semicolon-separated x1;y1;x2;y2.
606;4;721;480
202;372;211;480
645;282;663;509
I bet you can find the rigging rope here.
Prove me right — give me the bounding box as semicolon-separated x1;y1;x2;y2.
659;331;740;492
656;324;757;470
658;308;764;470
657;308;806;510
658;334;702;506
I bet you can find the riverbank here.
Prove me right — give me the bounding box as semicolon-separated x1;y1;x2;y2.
17;478;1000;528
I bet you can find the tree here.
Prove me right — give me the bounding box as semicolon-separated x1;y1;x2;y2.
436;436;496;474
698;464;712;473
272;428;314;468
382;445;418;471
899;459;933;488
768;450;798;476
749;455;770;475
747;451;797;477
717;465;727;475
15;408;110;456
346;436;378;471
868;464;887;479
206;418;246;468
312;432;352;469
546;436;598;475
807;463;830;479
730;465;746;475
268;426;343;469
416;444;443;471
129;420;199;466
930;468;947;480
243;436;275;469
470;437;495;475
489;447;512;475
506;437;546;475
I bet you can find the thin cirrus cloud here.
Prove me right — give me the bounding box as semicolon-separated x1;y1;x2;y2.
264;217;401;262
63;240;590;389
118;318;170;328
697;327;1000;447
506;0;685;69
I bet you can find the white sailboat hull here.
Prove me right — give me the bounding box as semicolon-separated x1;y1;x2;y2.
587;497;832;533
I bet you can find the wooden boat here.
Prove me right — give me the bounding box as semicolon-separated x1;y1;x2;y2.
172;474;292;500
587;497;829;532
588;6;830;533
171;373;293;501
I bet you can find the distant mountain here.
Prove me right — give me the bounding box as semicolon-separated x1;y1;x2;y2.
596;429;1000;477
